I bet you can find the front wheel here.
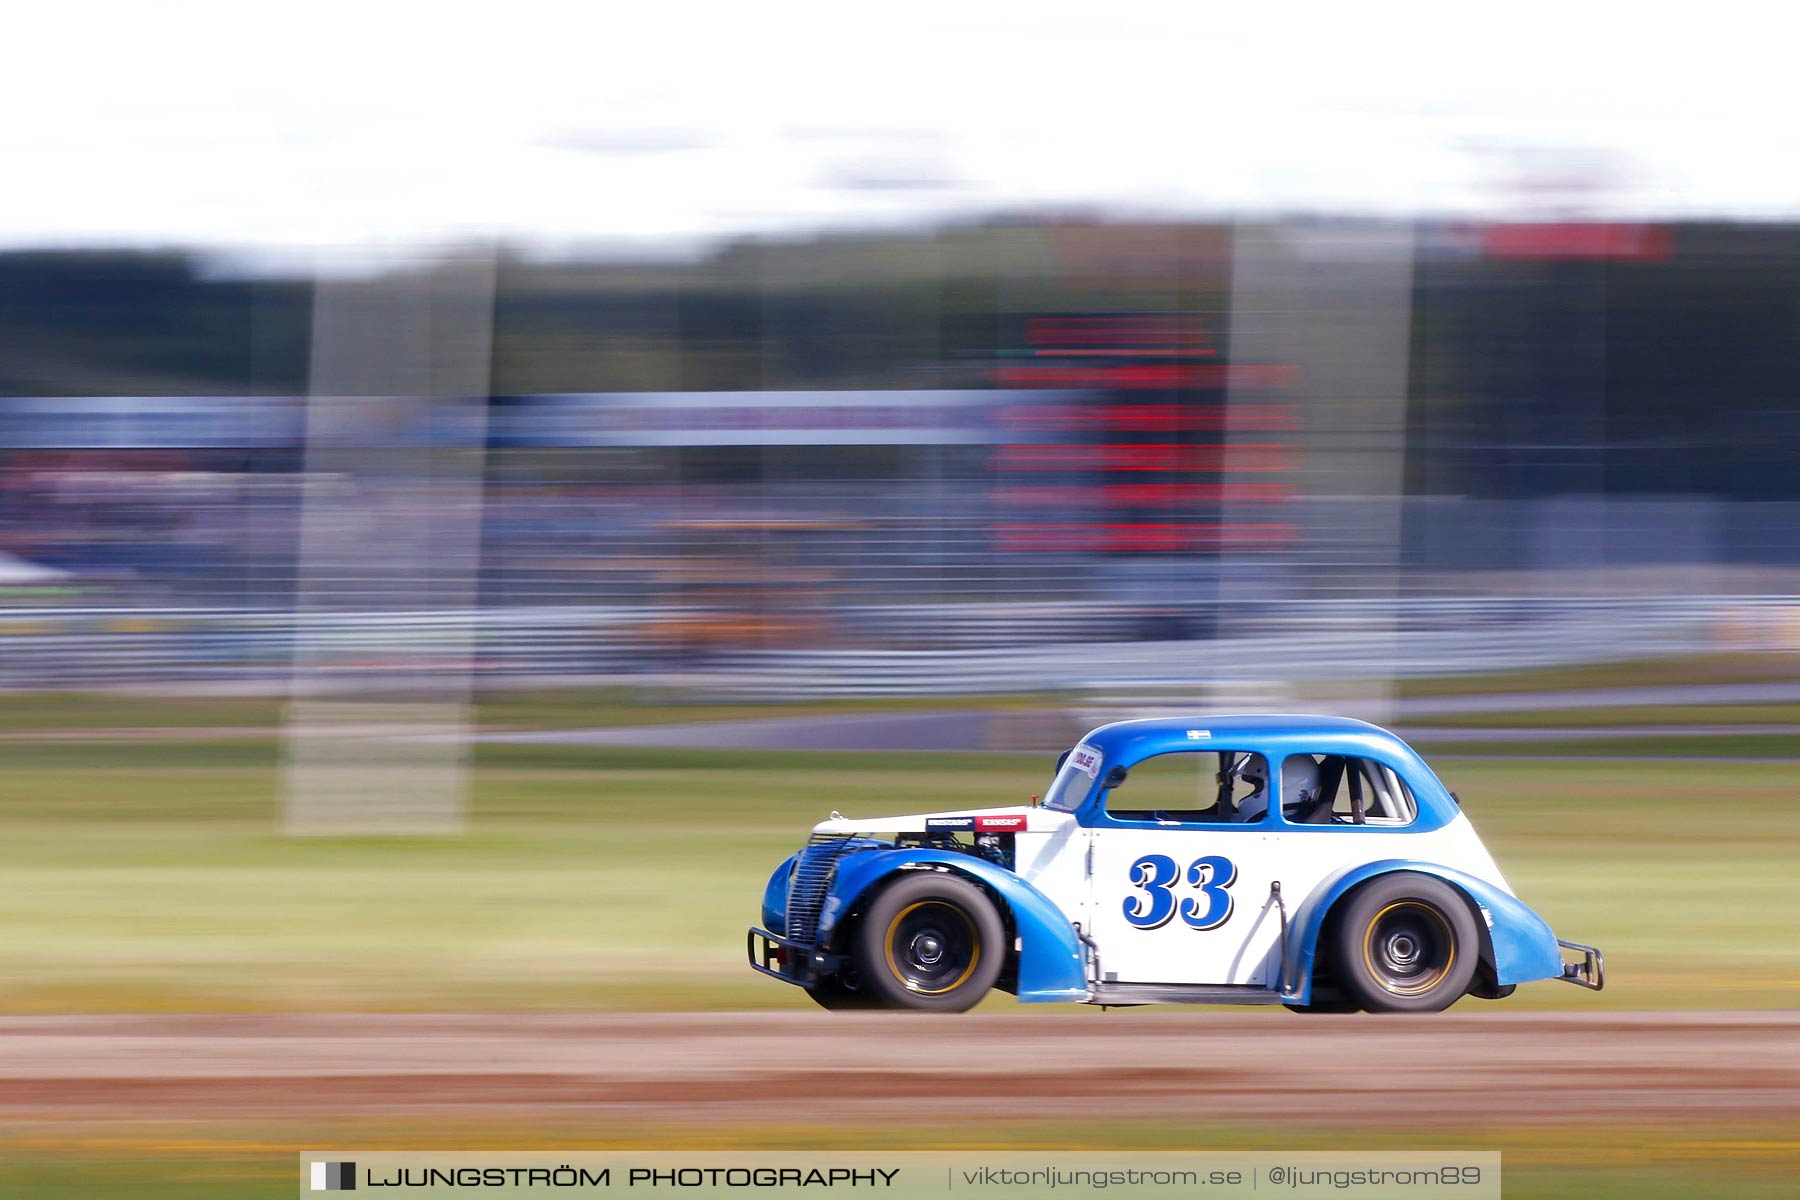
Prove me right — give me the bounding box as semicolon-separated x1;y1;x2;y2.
853;873;1004;1012
1330;874;1478;1013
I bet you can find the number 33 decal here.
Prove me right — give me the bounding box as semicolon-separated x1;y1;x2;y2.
1123;853;1238;931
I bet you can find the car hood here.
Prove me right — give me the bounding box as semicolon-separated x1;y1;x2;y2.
811;805;1071;837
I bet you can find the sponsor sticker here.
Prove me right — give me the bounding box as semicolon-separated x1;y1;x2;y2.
975;814;1027;832
1067;743;1103;779
924;816;976;830
1186;729;1211;740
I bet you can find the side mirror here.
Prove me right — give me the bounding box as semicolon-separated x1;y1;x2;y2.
1054;749;1071;777
1102;765;1130;790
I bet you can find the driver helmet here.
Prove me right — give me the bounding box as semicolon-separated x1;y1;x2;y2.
1231;757;1270;821
1282;755;1324;813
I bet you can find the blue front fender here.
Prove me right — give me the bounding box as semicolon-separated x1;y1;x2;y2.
821;850;1088;1003
1286;860;1565;1004
759;854;798;935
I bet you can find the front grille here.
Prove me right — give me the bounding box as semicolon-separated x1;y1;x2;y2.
786;835;859;945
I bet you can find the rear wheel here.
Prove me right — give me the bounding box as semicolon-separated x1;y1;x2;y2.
853;873;1004;1012
1330;874;1478;1013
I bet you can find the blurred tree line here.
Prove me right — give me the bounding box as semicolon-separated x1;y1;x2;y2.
0;220;1793;501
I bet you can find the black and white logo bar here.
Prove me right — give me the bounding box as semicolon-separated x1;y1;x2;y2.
310;1161;356;1191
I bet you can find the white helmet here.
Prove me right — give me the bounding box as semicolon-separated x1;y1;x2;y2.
1283;755;1324;811
1237;755;1321;822
1232;757;1270;822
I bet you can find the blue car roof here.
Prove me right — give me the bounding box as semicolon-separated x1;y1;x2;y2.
1082;713;1406;754
1070;714;1458;828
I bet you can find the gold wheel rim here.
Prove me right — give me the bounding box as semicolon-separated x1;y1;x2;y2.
1362;901;1455;996
884;900;980;994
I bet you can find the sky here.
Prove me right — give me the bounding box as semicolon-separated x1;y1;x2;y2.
5;1;1794;267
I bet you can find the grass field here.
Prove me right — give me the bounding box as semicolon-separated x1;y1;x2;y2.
0;688;1057;735
1391;652;1800;698
1414;702;1800;728
1413;732;1799;757
1;687;1796;1200
0;735;1795;1013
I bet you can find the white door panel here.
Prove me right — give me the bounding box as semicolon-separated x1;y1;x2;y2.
1085;828;1284;985
1081;821;1499;986
1020;812;1507;989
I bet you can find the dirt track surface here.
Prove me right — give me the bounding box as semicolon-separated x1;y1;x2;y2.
1;1011;1795;1128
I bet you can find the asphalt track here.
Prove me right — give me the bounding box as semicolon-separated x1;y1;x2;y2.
479;715;1800;750
477;712;1800;751
14;681;1798;749
472;681;1800;752
2;1011;1794;1128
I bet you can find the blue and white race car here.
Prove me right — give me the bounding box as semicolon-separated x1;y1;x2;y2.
747;715;1603;1012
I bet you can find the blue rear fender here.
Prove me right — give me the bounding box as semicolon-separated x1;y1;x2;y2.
1287;860;1565;1005
820;849;1088;1002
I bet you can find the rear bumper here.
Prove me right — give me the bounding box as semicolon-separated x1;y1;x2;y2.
1556;939;1605;990
747;927;844;989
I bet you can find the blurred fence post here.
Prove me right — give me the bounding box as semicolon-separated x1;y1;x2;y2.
1225;222;1415;722
281;249;495;835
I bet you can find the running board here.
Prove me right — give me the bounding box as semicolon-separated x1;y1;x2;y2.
1088;983;1284;1006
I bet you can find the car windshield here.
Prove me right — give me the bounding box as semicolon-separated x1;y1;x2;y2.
1043;742;1103;812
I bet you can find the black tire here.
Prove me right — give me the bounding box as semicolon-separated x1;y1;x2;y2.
806;974;882;1011
853;873;1004;1012
1330;874;1479;1014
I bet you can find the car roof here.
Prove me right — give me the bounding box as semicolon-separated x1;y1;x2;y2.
1078;713;1424;763
1086;712;1393;739
1068;713;1459;830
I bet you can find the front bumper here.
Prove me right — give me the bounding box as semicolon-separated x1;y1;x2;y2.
747;926;844;988
1556;939;1605;990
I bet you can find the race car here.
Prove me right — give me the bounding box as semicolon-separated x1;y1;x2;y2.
747;715;1603;1012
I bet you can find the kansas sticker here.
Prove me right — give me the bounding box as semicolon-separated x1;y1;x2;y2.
924;816;976;830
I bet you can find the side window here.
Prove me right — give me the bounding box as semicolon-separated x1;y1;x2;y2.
1102;750;1271;825
1279;755;1418;826
1350;760;1419;825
